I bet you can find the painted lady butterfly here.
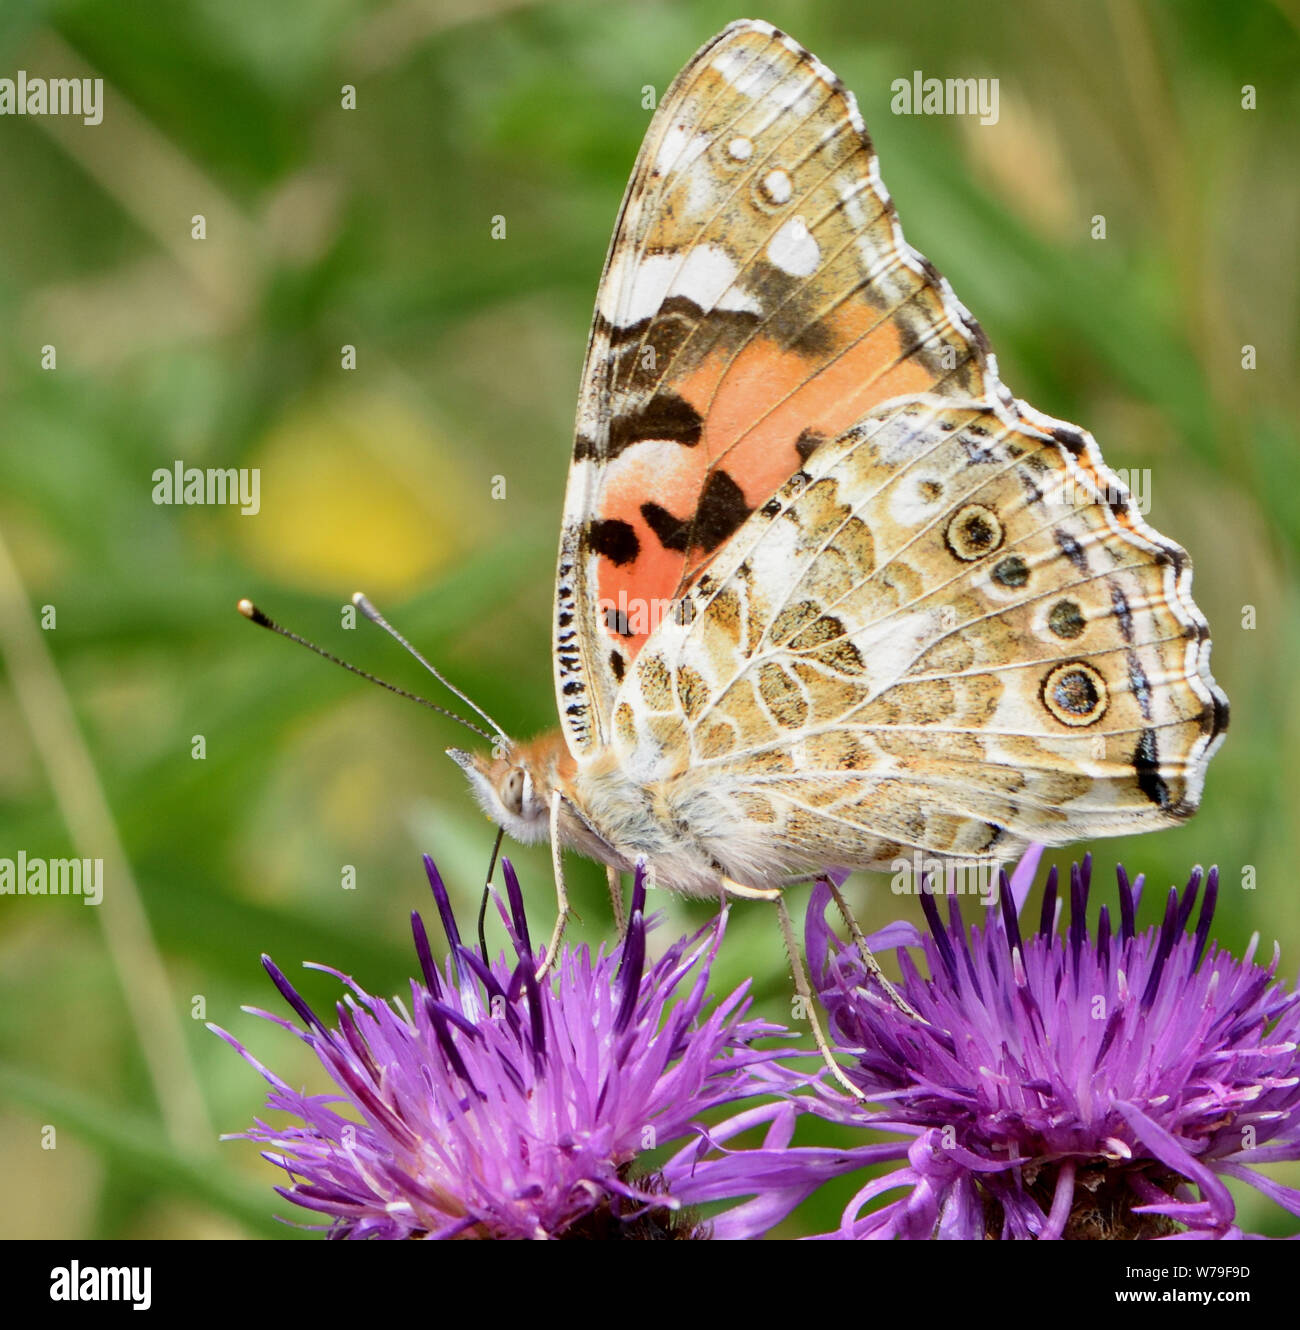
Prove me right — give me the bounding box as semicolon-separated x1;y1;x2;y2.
449;20;1227;958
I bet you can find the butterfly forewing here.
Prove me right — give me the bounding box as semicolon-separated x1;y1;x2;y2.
556;20;1011;757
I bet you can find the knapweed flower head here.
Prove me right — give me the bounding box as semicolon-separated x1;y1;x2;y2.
806;849;1300;1239
215;855;833;1239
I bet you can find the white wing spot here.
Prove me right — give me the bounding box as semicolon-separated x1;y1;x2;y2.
654;123;710;177
761;168;793;204
714;49;781;99
602;246;762;325
653;123;689;175
771;75;818;112
711;46;749;85
727;136;754;161
839;177;873;228
767;216;820;276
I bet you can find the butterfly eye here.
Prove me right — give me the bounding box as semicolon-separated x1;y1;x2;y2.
502;767;526;816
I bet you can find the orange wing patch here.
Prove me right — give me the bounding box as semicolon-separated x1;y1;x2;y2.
592;310;948;657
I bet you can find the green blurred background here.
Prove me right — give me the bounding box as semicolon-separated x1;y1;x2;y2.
1;0;1297;1239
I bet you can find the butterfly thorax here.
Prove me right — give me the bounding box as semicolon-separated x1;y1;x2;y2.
450;730;763;898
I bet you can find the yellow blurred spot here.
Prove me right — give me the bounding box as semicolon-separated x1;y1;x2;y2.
236;392;482;596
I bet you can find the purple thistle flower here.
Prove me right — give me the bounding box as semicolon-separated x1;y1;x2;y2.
213;856;833;1239
804;851;1300;1239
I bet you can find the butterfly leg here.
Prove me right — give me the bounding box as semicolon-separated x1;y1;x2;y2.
535;789;571;979
605;864;627;935
823;877;926;1023
718;875;868;1100
771;892;868;1103
718;877;781;901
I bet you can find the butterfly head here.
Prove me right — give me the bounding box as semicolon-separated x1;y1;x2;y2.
447;734;570;845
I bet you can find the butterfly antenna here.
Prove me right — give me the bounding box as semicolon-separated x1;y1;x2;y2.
352;592;507;744
237;599;496;744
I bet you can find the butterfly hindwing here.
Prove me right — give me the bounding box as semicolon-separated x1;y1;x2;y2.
609;398;1226;883
555;19;1012;757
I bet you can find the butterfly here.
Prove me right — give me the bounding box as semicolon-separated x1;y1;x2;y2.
448;19;1228;962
